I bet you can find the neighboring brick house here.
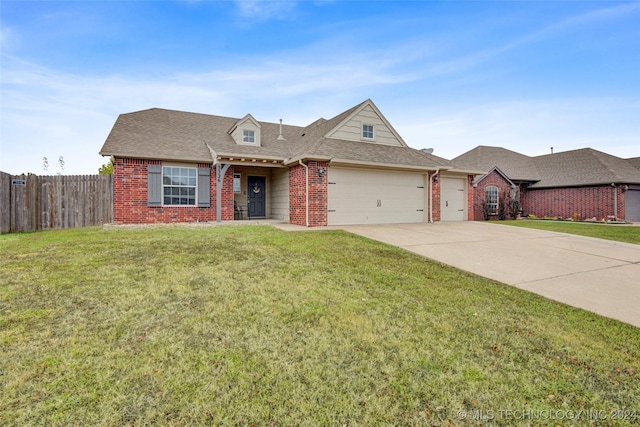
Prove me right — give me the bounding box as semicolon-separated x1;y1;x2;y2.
99;99;477;227
453;146;640;222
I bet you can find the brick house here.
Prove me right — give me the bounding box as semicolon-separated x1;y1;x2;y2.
99;99;477;227
452;146;640;222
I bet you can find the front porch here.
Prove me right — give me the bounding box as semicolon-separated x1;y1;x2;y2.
229;164;290;223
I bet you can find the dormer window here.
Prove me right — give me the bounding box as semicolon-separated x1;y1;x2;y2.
243;130;256;143
362;124;374;140
229;114;261;146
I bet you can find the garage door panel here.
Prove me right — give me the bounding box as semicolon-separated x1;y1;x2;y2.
440;177;466;221
626;190;640;222
328;167;426;226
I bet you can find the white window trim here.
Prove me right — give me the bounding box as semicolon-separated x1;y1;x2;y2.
233;173;242;193
486;185;499;215
243;129;256;144
162;166;198;206
362;123;375;140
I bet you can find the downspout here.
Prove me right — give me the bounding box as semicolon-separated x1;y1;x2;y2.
429;169;439;223
299;160;309;227
612;183;618;219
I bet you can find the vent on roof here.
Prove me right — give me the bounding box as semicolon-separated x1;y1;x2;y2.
421;148;434;154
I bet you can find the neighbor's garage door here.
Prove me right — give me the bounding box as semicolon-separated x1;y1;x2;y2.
440;177;466;221
328;167;426;226
626;189;640;222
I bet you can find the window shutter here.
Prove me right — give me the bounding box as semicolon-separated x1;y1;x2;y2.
147;164;162;206
198;167;211;207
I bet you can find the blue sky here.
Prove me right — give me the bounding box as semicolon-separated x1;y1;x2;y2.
1;0;638;175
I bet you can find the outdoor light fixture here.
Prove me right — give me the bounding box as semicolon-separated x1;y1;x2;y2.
317;167;326;177
433;174;439;182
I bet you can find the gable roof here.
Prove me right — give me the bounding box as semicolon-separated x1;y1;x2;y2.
229;113;261;134
100;100;453;172
451;146;540;182
474;166;516;187
452;145;640;188
324;99;408;147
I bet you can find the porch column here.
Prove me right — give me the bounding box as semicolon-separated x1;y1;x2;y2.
216;163;231;222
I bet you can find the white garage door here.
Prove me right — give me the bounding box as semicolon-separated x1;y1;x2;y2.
328;167;426;226
440;177;466;221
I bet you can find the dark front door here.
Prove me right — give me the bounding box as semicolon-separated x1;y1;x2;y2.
247;176;266;218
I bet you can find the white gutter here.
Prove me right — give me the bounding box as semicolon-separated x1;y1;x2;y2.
299;160;309;227
429;169;440;223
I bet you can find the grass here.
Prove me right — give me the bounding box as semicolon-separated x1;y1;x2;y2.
500;220;640;245
1;225;639;426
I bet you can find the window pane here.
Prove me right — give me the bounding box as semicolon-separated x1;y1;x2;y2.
363;124;374;138
162;166;197;206
243;130;255;143
486;186;499;214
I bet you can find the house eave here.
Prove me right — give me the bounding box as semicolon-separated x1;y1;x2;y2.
328;158;446;172
105;153;213;164
214;152;286;167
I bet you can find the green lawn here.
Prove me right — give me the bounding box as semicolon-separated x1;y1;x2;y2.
501;220;640;245
1;226;639;426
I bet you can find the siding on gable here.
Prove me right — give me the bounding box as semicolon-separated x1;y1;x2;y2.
230;121;261;146
328;105;403;146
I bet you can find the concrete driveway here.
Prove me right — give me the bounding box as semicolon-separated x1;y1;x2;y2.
341;222;640;328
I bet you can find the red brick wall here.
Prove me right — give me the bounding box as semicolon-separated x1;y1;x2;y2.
467;175;475;221
308;161;328;227
289;164;306;226
473;170;514;221
522;185;623;220
431;173;441;222
288;161;329;227
112;157;233;224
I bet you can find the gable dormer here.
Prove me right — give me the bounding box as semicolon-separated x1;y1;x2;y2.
229;114;262;146
324;99;407;147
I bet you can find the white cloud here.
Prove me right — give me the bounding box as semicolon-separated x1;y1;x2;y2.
1;2;638;175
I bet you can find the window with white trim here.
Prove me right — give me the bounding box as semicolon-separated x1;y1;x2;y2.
486;186;499;215
163;166;197;205
243;129;256;143
362;124;374;139
234;173;241;193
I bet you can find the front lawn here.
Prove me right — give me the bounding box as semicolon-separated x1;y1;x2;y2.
1;226;639;426
501;220;640;245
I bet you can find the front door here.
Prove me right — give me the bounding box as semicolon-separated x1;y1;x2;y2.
247;176;266;218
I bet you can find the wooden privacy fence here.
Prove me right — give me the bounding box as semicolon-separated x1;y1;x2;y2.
0;172;113;234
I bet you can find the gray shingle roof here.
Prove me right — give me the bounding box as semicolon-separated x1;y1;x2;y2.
627;157;640;171
451;146;540;181
531;148;640;188
100;102;451;171
452;146;640;187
